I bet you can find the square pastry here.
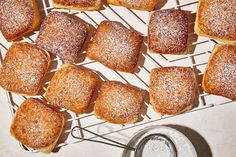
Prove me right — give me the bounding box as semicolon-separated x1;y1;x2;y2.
10;98;64;153
94;81;145;124
53;0;101;10
148;9;189;54
107;0;157;11
195;0;236;44
36;11;88;63
0;0;41;41
0;42;50;95
202;44;236;100
149;67;197;115
45;64;101;114
86;21;143;73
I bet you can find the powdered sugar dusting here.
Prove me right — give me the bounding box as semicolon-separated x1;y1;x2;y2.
150;67;197;115
141;138;171;157
198;0;236;41
148;9;188;54
87;21;143;72
204;45;236;100
94;81;145;124
0;43;50;95
36;11;88;63
45;64;100;114
0;0;34;40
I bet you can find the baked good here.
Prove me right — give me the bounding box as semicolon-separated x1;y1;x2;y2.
148;9;189;54
94;81;145;124
10;98;64;153
0;0;41;41
86;21;143;73
195;0;236;44
45;64;101;114
149;67;197;115
52;0;101;11
36;11;88;63
202;44;236;100
0;42;50;95
107;0;157;11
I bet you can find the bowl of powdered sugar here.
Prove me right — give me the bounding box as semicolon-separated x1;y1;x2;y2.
122;125;197;157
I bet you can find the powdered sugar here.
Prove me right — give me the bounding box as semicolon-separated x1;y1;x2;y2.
141;138;172;157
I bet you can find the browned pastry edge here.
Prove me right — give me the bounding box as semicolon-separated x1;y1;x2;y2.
194;0;236;44
10;98;64;153
107;0;157;11
53;0;101;11
202;44;236;101
94;81;146;124
149;67;198;115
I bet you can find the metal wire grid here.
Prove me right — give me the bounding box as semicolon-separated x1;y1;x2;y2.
0;0;234;153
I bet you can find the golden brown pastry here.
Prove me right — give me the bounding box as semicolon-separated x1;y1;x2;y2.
36;11;88;63
86;21;143;73
52;0;101;11
10;98;64;153
149;67;197;115
45;64;101;114
148;9;189;54
202;44;236;100
107;0;157;11
0;42;50;96
94;81;145;124
0;0;41;41
195;0;236;44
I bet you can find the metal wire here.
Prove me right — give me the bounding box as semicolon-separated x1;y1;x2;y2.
0;0;234;152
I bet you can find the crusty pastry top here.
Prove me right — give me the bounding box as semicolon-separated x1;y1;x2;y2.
10;98;64;148
94;81;145;124
86;21;143;73
45;64;100;114
0;42;50;95
0;0;35;40
36;11;88;63
148;9;188;54
53;0;96;7
197;0;236;41
150;67;197;115
203;44;236;100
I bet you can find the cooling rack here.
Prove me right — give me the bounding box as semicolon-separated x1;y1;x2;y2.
0;0;233;153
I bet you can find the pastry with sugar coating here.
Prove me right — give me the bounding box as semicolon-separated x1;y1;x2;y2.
149;67;197;115
94;81;145;124
195;0;236;44
148;9;189;54
45;64;101;114
36;11;88;63
10;98;64;154
86;21;143;73
0;0;41;41
202;44;236;101
0;42;50;96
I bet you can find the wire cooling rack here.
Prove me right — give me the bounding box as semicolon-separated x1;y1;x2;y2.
0;0;234;153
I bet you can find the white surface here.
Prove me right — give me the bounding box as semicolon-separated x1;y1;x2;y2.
0;0;236;157
1;89;236;157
